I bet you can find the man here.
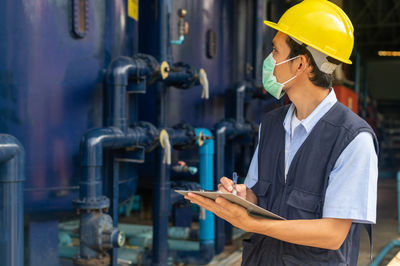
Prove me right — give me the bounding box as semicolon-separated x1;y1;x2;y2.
185;0;378;265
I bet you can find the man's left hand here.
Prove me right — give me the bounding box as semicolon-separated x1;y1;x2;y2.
184;192;255;231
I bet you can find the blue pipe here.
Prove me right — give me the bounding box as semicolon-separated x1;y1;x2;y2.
0;134;25;266
213;83;254;254
152;126;196;266
152;147;171;266
106;56;159;132
197;128;215;261
175;129;215;264
77;126;156;207
164;63;201;89
151;0;207;263
253;0;264;83
214;124;228;254
74;126;157;263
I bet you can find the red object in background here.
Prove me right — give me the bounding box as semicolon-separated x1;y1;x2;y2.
333;85;358;114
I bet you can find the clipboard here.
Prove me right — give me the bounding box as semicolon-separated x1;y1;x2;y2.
175;190;285;220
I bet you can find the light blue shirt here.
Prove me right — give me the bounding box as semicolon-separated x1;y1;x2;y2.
244;89;378;224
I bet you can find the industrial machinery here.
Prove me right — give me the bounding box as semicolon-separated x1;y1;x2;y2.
0;0;282;265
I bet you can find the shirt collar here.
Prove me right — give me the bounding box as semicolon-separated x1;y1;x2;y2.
283;89;338;134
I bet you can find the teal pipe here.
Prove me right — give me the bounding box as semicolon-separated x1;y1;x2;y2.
195;128;215;244
170;35;184;45
370;239;400;266
370;171;400;265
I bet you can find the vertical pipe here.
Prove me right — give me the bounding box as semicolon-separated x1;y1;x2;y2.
110;159;120;266
152;148;171;266
107;84;128;132
153;0;171;265
195;129;215;247
155;0;171;128
235;84;246;124
0;135;25;266
354;51;361;96
224;143;235;244
363;61;369;110
253;0;264;82
214;126;226;254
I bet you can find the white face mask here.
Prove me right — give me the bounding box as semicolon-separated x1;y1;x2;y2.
262;53;300;99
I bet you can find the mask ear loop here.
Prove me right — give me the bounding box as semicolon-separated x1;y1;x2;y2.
275;55;301;66
281;73;298;86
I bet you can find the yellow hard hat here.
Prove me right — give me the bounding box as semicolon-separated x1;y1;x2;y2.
264;0;354;64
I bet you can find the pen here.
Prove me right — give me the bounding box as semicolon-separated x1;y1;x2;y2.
232;172;238;195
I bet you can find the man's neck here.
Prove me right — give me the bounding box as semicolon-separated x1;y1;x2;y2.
288;86;330;120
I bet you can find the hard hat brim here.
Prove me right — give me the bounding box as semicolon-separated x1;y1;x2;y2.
264;20;352;65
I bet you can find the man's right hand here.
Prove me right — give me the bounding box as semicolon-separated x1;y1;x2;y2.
218;177;247;199
217;177;258;204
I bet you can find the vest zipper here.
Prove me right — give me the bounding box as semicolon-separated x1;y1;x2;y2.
278;182;286;214
278;164;289;214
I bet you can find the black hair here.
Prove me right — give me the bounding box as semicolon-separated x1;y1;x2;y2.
285;37;335;89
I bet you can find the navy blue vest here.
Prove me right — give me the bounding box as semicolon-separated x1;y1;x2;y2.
242;102;378;266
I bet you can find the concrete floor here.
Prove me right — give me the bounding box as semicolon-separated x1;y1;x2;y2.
211;178;400;266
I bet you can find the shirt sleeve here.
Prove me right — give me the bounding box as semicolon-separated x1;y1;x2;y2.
244;124;261;189
322;132;378;224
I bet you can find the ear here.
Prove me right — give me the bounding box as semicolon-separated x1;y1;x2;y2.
296;55;308;72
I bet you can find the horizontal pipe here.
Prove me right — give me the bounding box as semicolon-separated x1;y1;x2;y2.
163;62;202;89
0;134;25;266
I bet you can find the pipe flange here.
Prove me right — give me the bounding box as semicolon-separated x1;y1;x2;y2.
169;62;198;89
132;53;163;85
73;196;110;210
172;123;197;150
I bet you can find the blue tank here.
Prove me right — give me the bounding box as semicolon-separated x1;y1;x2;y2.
0;0;139;215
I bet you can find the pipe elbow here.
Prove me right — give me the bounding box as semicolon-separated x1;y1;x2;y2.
107;57;136;86
0;134;24;163
0;134;25;182
81;127;122;166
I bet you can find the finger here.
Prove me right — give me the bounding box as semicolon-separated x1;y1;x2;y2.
187;194;228;216
219;177;234;192
217;184;230;193
236;184;247;198
186;193;221;209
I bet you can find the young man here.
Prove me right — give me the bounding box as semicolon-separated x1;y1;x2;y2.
185;0;378;265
